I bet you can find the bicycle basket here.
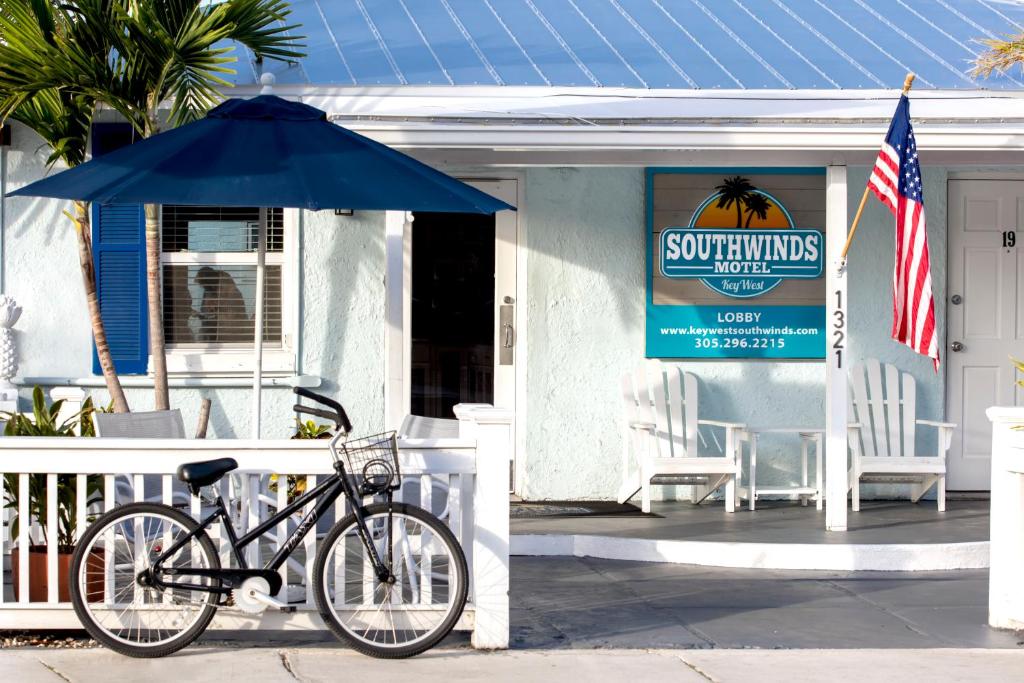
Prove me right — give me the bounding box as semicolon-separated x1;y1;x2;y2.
338;431;400;494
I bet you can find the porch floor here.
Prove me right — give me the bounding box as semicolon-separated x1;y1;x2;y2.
511;499;989;545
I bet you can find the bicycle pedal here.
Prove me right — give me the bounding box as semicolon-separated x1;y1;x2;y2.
279;605;297;613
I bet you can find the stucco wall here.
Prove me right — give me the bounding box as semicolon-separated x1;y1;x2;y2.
0;126;979;500
2;122;386;439
519;165;954;500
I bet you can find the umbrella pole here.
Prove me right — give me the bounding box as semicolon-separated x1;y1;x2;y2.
251;207;267;439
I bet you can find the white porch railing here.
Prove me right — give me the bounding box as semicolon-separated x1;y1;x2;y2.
0;405;512;649
987;406;1024;631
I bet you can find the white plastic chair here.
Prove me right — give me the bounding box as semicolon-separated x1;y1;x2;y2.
94;410;192;506
618;361;745;513
847;359;956;512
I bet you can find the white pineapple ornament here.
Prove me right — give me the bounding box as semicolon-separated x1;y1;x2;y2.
0;295;21;413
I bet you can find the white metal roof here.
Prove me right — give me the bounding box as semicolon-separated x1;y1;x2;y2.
238;0;1024;90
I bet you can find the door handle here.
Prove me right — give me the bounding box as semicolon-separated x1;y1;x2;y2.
499;304;514;365
951;341;964;352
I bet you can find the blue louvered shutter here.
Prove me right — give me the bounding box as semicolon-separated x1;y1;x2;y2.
91;123;148;375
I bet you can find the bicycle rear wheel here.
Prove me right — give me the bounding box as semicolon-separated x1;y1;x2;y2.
313;502;468;658
70;502;221;658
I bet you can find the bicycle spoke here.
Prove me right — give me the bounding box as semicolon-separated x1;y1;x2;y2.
75;509;216;651
318;509;465;652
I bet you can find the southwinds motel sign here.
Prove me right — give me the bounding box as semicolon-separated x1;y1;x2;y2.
646;170;826;359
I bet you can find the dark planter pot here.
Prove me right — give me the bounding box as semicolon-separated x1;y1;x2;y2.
11;547;103;603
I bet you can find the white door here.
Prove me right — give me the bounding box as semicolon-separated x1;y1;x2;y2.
947;179;1022;490
406;179;518;466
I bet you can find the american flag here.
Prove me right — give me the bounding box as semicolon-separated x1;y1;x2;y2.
866;95;939;370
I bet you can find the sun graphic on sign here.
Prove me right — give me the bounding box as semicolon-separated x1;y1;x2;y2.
690;177;793;230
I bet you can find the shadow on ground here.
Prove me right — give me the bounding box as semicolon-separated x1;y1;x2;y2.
510;556;1024;650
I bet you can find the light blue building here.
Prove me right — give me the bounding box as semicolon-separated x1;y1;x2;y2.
2;0;1022;502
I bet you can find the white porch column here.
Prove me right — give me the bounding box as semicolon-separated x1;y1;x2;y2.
987;406;1024;630
825;165;849;531
455;403;512;649
384;211;412;430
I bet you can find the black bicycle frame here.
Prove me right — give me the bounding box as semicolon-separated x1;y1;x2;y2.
148;461;392;594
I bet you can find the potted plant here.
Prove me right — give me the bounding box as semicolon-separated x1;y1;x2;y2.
268;419;334;503
3;387;102;601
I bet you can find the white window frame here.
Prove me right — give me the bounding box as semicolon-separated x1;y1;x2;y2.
159;207;299;376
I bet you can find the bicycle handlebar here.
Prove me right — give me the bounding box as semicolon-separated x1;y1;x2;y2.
292;387;352;434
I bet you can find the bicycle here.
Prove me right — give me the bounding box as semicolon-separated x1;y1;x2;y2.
69;387;468;659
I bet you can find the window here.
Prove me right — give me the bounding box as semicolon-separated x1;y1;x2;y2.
160;206;295;374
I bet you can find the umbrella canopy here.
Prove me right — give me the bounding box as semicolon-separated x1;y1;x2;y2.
8;95;514;213
9;94;514;438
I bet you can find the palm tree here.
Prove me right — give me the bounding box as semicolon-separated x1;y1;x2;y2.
100;0;304;411
4;0;304;411
0;1;131;412
972;31;1024;78
743;192;773;228
715;176;754;229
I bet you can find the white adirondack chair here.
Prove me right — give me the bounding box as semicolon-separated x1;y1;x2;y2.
847;359;956;512
618;362;744;513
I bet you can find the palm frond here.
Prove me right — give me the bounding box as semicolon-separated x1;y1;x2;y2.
972;33;1024;78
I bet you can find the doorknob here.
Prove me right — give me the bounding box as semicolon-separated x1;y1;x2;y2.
950;294;962;305
951;341;964;352
502;322;513;348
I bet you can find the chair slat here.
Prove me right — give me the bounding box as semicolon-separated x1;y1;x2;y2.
884;363;902;458
902;372;916;458
866;359;890;458
683;371;699;457
850;363;876;458
665;365;685;458
648;361;672;458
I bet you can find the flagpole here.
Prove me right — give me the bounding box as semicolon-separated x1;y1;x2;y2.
839;73;915;267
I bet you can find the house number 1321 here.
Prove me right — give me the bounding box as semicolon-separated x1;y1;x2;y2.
833;290;845;368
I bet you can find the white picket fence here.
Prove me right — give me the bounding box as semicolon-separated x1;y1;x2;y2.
0;405;512;649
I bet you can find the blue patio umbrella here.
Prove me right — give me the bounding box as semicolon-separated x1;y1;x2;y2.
9;92;514;436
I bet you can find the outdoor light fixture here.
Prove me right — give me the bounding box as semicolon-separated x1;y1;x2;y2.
334;209;353;216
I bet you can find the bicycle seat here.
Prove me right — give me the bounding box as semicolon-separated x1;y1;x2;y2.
176;458;238;488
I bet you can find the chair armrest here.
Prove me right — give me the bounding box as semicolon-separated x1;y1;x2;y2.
629;420;655;431
916;420;956;454
916;419;957;429
698;419;745;430
847;422;863;430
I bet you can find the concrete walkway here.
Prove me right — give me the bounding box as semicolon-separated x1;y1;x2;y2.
3;648;1024;683
512;557;1022;648
3;557;1023;681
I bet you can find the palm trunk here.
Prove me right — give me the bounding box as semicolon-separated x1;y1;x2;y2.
143;108;169;411
73;201;130;413
145;202;169;410
736;202;743;229
745;210;753;228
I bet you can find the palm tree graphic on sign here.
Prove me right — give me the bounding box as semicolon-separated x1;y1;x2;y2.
714;176;754;228
743;192;773;228
713;176;775;228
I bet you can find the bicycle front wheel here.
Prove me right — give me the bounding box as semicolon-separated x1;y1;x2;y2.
313;502;468;658
70;502;221;658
